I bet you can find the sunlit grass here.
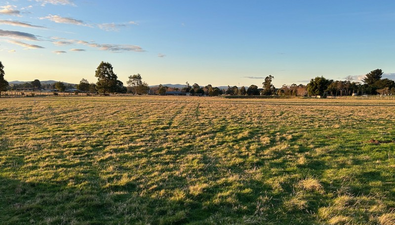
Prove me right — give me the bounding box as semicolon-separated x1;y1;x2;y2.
1;96;395;224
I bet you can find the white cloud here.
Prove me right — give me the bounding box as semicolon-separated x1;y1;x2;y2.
76;40;88;45
352;75;365;82
383;73;395;80
98;21;138;31
53;40;73;45
41;15;88;26
245;76;265;80
70;48;85;52
8;40;44;49
348;73;395;83
35;0;75;6
0;5;20;16
21;5;33;10
158;53;166;58
87;42;144;52
0;20;45;29
0;29;39;40
54;50;66;54
50;37;145;53
9;49;16;53
345;75;363;82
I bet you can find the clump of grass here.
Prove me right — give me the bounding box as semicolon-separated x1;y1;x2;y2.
378;213;395;225
189;183;209;196
328;215;351;225
296;178;324;193
283;193;308;211
319;194;390;224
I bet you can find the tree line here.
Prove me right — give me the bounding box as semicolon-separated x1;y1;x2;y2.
306;69;395;97
1;61;394;97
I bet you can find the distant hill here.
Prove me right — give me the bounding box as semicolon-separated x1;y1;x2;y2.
9;80;76;86
9;81;240;90
150;84;230;90
8;81;26;85
150;84;186;89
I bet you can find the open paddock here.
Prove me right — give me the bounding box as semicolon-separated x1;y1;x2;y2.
1;96;395;224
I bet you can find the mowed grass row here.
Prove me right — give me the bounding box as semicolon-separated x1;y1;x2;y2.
1;96;395;224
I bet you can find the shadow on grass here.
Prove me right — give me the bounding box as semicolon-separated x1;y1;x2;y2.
0;168;324;225
0;174;192;225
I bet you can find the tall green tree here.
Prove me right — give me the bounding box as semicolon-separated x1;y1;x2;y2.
127;74;142;94
31;79;41;91
205;84;212;96
232;86;239;95
77;78;90;92
290;83;298;96
95;61;124;94
0;61;9;97
262;75;275;95
127;74;149;95
191;83;204;96
247;85;260;95
212;87;222;96
239;86;246;96
307;76;332;97
89;83;97;93
158;84;168;95
363;69;383;85
375;78;395;90
225;85;232;95
182;82;191;94
362;69;395;95
54;82;66;92
225;85;239;95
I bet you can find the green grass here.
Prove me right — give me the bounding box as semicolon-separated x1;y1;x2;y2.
1;96;395;224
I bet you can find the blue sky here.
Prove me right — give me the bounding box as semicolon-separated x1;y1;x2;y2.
1;0;395;87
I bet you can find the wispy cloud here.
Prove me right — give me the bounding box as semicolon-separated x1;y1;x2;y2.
98;21;138;31
54;50;66;54
8;40;44;49
297;79;311;84
9;49;16;53
35;0;75;6
345;73;395;82
383;73;395;80
21;5;33;11
344;75;362;81
158;53;166;58
0;5;20;16
0;20;45;29
70;48;85;52
346;75;365;82
245;76;265;80
87;42;144;52
50;37;144;53
0;29;39;40
41;15;88;26
53;40;73;45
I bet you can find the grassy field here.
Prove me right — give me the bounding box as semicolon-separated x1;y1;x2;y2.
1;96;395;224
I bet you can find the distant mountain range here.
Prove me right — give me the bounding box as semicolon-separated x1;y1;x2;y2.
9;81;232;90
9;80;75;85
150;84;229;89
149;84;185;89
